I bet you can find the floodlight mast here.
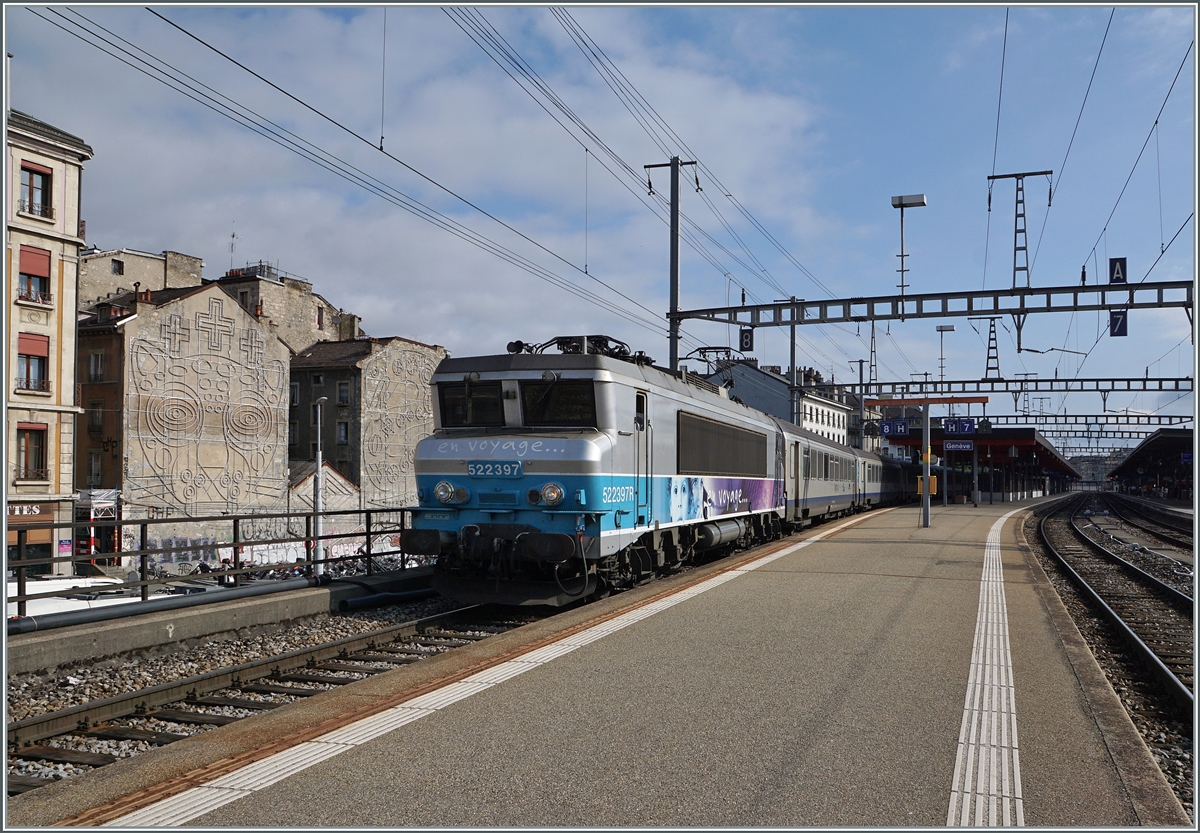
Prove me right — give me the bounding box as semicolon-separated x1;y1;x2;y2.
892;194;927;319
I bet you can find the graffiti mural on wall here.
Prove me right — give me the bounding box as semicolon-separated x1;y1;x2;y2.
124;295;289;516
361;346;441;507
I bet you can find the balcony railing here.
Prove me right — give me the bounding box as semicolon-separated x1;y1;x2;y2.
18;200;55;220
88;373;105;383
87;421;104;435
14;466;49;481
16;289;53;305
15;377;51;393
86;474;103;486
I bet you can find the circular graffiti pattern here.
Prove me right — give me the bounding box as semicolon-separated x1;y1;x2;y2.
224;392;274;451
143;384;203;446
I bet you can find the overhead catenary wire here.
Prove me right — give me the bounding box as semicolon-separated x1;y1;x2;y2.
981;7;1009;291
1081;39;1193;271
1025;7;1115;285
37;8;683;345
139;8;701;349
550;7;840;301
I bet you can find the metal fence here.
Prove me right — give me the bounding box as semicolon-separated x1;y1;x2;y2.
6;506;414;617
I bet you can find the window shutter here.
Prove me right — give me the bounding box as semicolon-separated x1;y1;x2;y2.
18;333;50;356
17;422;48;431
21;161;53;176
19;245;52;278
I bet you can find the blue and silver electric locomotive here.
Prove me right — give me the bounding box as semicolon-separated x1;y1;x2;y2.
401;335;911;606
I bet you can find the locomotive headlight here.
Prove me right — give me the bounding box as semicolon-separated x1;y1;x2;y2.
540;482;565;506
433;481;455;504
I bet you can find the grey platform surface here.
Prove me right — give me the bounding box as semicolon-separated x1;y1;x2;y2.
8;499;1186;828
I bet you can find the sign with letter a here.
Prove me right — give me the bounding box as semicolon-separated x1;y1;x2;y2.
1108;257;1127;284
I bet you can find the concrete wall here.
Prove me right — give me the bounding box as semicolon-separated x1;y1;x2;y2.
359;340;445;508
120;284;291;520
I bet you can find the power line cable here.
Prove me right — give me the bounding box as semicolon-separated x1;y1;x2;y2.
142;8;691;345
40;8;680;343
1026;8;1115;283
982;7;1009;291
1081;39;1193;269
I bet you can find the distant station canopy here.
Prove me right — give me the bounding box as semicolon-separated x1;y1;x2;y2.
1107;428;1194;501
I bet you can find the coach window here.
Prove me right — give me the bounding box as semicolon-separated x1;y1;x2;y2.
520;380;597;427
440;381;505;427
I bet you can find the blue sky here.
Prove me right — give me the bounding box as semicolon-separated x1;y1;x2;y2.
5;4;1195;448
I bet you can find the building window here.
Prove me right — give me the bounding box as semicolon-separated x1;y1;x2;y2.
17;273;51;304
16;334;50;392
311;373;323;386
336;459;351;478
336;421;348;444
111;259;124;276
88;451;102;486
288;421;297;446
16;424;48;480
311;442;319;459
337;381;350;406
312;403;322;426
89;351;105;383
238;290;250;310
316;307;324;329
290;383;299;407
88;400;104;434
19;164;53;219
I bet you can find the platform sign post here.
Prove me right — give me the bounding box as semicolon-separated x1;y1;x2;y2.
922;403;931;528
972;445;979;507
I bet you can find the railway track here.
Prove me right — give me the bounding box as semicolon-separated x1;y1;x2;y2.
1037;494;1194;709
6;606;543;795
1100;493;1194;553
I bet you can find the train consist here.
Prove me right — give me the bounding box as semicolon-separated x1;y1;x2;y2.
402;336;917;606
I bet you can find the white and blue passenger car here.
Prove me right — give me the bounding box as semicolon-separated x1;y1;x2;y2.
402;336;913;606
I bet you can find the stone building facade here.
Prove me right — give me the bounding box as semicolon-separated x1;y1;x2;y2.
6;110;93;574
78;247;205;309
290;336;446;509
75;283;291;562
210;262;360;353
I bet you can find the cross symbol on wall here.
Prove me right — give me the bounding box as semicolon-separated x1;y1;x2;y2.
239;327;265;367
195;297;235;352
161;314;191;357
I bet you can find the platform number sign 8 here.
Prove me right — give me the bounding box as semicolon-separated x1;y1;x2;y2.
1109;310;1127;337
739;328;754;352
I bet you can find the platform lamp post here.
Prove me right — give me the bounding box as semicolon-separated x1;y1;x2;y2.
891;194;927;318
313;396;327;576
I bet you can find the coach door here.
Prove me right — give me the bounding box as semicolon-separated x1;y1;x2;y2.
634;392;650;526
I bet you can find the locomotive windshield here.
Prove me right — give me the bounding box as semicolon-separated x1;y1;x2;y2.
439;381;505;427
520;380;597;427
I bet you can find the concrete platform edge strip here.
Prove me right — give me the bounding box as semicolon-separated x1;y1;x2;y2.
946;508;1025;828
99;511;884;828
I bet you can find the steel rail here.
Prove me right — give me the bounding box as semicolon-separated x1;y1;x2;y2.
1104;493;1194;536
6;605;479;749
1099;494;1193;552
1038;497;1193;709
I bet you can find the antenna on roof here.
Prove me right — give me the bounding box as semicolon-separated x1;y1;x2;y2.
229;222;240;269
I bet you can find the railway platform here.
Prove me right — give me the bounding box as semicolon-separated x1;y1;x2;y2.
8;497;1189;828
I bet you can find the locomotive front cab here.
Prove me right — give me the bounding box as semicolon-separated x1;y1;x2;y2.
403;353;621;605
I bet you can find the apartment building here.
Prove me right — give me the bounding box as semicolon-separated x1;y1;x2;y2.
6;110;93;574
